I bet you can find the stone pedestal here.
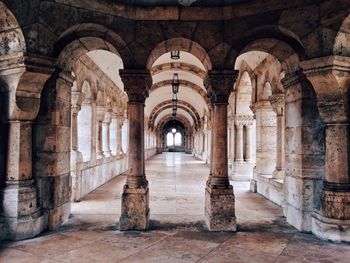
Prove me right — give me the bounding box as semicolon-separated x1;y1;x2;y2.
205;186;236;231
204;69;237;231
120;186;150;230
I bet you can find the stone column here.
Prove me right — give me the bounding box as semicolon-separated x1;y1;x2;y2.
251;101;277;175
70;92;84;202
102;112;112;157
204;69;237;231
96;106;105;159
0;58;55;240
116;114;125;157
119;69;152;230
301;56;350;242
234;120;244;163
245;123;253;163
269;94;285;179
71;103;80;152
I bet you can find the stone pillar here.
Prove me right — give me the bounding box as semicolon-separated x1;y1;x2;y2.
281;70;324;232
70;92;84;202
204;69;237;231
116;114;125;157
251;101;277;175
96;106;105;159
71;103;80;152
102;112;112;157
234;121;244;163
245;124;253;163
301;56;350;242
32;70;74;231
269;94;285;179
119;69;152;230
0;58;57;240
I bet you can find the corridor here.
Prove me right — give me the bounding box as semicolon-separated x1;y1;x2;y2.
69;153;283;229
1;153;350;263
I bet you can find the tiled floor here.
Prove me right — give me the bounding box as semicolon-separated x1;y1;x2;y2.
1;153;349;262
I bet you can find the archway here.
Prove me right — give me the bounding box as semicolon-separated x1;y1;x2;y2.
32;25;129;230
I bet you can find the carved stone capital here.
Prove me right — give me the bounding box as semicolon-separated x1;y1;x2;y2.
120;69;152;103
96;106;106;122
71;91;84;113
269;93;285;116
250;101;272;113
234;114;254;126
300;56;350;123
204;70;238;104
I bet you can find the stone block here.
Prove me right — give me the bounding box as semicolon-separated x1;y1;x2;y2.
48;201;70;230
119;186;150;230
205;186;236;231
36;173;70;209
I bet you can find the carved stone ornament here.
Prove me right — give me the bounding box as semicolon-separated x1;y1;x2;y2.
120;69;152;103
204;70;238;104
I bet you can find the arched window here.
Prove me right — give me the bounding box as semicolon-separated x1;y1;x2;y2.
167;132;174;146
175;132;182;146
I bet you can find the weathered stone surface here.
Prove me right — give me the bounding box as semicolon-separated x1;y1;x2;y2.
205;186;236;231
120;186;150;230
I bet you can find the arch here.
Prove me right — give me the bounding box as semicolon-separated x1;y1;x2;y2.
230;26;304;74
148;99;201;129
262;82;272;101
174;132;182;146
333;13;350;56
236;71;253;115
151;62;206;79
150;79;211;108
54;23;131;71
150;104;198;129
0;1;26;58
157;114;192;133
146;37;212;71
78;80;93;161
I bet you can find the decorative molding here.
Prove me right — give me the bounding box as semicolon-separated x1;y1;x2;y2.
204;70;238;104
120;69;152;103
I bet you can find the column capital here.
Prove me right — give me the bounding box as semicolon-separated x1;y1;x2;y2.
269;93;285;116
250;101;272;113
204;69;238;104
120;69;152;103
71;90;84;113
103;111;112;123
96;106;106;121
300;56;350;123
234;114;254;126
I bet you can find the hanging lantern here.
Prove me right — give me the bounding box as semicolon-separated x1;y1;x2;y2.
172;93;177;108
172;73;179;93
170;51;180;60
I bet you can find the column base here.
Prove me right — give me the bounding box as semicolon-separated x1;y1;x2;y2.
312;212;350;243
119;186;149;230
1;211;47;240
205;185;236;231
